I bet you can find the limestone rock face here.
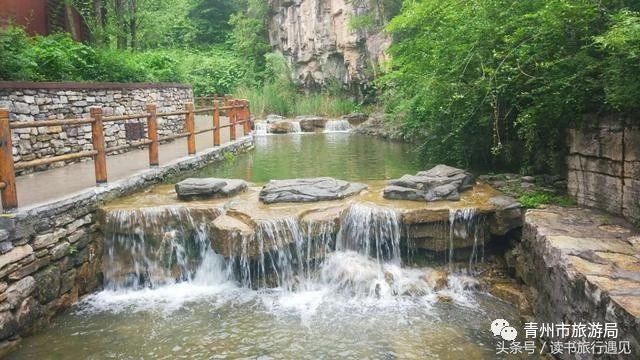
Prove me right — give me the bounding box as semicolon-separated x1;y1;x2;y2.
384;165;475;202
175;178;247;200
267;0;391;90
259;177;367;204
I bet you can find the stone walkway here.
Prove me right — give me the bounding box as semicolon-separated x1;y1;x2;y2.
514;206;640;352
3;116;243;210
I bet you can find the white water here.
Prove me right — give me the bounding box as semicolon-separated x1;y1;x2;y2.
324;119;352;132
94;204;481;315
254;121;269;136
291;121;302;133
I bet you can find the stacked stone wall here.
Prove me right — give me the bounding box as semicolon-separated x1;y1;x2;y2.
0;82;193;174
568;114;640;224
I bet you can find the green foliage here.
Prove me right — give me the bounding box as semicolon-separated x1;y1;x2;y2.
518;191;575;209
235;53;359;117
383;0;640;173
596;10;640;110
0;26;37;80
0;27;247;96
228;0;271;80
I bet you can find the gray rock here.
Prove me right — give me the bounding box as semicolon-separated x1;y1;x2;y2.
175;178;227;199
0;230;8;243
384;164;475;201
6;276;36;310
0;242;13;255
521;176;535;183
219;179;248;196
265;114;285;123
425;183;460;202
489;195;520;210
383;185;425;201
416;164;475;190
0;312;17;340
34;265;61;303
259;178;367;204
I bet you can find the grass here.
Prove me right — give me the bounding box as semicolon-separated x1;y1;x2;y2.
235;85;361;118
518;191;575;209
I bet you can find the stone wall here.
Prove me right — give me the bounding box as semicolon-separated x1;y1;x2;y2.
0;82;193;175
0;136;254;355
567;114;640;224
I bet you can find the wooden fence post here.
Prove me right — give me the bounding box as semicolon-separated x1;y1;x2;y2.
229;99;237;141
185;102;196;155
242;100;251;135
0;108;18;210
90;106;108;184
146;103;159;167
213;100;221;146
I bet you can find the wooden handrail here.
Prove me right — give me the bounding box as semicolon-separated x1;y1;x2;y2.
14;151;98;170
0;97;251;210
102;113;149;122
10;118;94;129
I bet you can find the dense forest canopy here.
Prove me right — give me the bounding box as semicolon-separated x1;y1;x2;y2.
1;0;639;173
382;0;640;173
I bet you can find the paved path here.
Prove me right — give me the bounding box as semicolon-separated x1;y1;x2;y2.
4;116;246;210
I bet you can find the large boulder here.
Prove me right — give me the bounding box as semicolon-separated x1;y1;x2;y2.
259;178;367;204
175;178;247;200
296;115;327;132
384;165;475;202
270;120;300;134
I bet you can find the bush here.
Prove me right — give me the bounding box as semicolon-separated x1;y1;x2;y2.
383;1;640;173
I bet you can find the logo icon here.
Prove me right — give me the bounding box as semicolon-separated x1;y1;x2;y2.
491;319;518;340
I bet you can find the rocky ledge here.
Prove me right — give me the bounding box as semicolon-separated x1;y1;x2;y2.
510;206;640;356
384;165;475;202
259;177;367;204
175;178;248;200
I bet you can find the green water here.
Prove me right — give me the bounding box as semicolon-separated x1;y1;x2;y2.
192;133;422;183
7;133;527;359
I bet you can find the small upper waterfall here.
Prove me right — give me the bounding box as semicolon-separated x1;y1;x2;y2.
254;121;269;136
324;119;351;132
291;121;302;133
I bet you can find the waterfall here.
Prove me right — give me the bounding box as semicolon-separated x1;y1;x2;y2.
254;121;269;136
324;120;351;133
102;207;224;290
335;204;401;265
447;208;485;271
101;203;484;299
291;121;302;133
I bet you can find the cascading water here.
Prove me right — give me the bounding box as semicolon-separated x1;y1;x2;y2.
254;121;269;136
290;121;302;133
324;119;352;132
102;207;223;290
447;208;486;271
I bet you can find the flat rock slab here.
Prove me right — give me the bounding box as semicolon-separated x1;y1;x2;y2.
384;164;475;202
515;206;640;350
175;178;248;200
259;177;367;204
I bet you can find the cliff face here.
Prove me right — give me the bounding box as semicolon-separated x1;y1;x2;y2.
267;0;390;93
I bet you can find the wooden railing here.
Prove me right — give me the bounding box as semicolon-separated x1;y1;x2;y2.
0;98;252;210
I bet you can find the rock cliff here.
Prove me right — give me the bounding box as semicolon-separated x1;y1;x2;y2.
267;0;391;93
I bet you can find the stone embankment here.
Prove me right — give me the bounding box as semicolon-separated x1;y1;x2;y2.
510;206;640;357
0;136;253;354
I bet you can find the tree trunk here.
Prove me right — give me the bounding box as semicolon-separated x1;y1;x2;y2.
129;0;137;49
115;0;126;49
64;2;80;41
93;0;104;45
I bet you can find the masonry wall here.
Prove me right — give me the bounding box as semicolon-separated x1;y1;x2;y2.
0;136;254;354
567;114;640;224
0;82;193;174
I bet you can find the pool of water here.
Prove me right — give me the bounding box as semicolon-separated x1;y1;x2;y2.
10;281;522;359
8;133;524;359
191;132;422;183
